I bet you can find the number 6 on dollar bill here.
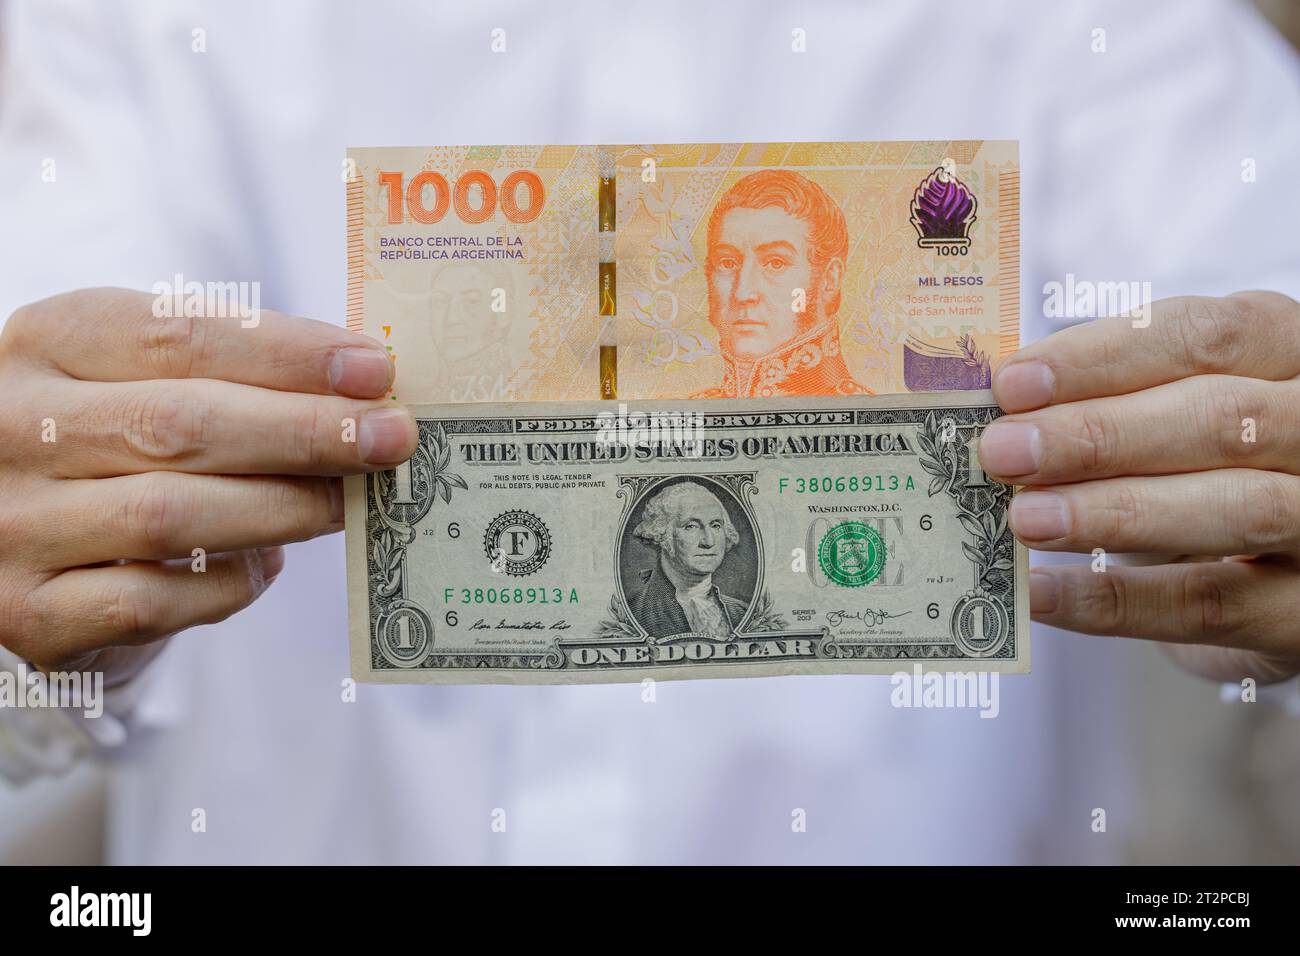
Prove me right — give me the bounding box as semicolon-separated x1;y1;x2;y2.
345;390;1028;683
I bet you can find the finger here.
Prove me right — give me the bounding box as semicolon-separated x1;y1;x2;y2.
1028;558;1300;659
29;474;342;570
993;291;1300;412
1010;470;1300;556
979;374;1300;484
6;288;394;398
45;378;416;478
20;548;284;668
1160;642;1300;685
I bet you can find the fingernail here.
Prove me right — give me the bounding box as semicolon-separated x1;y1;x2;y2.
257;546;286;584
358;407;416;465
329;348;393;397
979;421;1042;478
1028;569;1059;614
995;361;1054;412
1011;491;1069;541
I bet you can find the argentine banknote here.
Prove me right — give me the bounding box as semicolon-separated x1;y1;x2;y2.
345;141;1019;403
345;390;1028;684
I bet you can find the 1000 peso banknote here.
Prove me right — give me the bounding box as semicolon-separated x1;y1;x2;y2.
345;390;1028;684
345;141;1019;403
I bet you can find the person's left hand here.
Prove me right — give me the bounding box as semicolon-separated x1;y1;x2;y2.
978;291;1300;684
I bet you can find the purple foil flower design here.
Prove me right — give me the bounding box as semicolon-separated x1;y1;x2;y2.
910;166;977;248
903;334;991;391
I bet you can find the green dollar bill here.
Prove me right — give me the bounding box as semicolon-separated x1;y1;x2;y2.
345;389;1028;683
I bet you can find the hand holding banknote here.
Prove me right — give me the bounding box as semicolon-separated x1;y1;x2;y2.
0;288;417;680
2;288;1296;686
980;291;1300;683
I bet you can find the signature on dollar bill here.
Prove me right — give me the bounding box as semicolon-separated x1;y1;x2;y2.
825;608;912;628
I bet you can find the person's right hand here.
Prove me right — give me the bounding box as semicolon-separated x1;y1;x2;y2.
0;288;417;682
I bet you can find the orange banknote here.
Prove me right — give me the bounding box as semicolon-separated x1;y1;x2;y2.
345;142;1019;403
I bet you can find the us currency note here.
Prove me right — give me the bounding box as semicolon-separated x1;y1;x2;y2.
345;390;1028;684
344;141;1019;403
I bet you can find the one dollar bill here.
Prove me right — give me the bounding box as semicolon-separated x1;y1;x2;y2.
345;390;1028;684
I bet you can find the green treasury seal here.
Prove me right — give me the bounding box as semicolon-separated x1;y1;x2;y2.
818;521;886;588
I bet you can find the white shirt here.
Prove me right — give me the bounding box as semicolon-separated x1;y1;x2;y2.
1;0;1298;863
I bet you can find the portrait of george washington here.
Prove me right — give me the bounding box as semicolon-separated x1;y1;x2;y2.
624;480;754;642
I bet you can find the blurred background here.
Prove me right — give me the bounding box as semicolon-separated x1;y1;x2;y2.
8;648;1299;864
1;0;1298;865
